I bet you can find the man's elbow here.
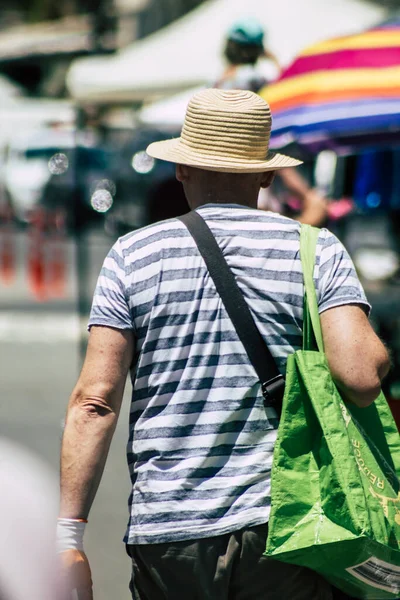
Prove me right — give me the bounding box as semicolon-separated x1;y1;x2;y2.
68;387;117;420
343;381;382;409
377;349;391;382
331;344;390;408
336;361;389;408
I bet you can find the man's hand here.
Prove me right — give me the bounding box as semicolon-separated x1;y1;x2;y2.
298;189;328;227
59;549;93;600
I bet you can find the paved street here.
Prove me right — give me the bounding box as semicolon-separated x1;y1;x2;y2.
0;228;133;600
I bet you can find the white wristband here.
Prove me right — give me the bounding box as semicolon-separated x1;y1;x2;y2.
56;518;86;554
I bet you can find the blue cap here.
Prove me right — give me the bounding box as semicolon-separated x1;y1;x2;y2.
227;17;265;47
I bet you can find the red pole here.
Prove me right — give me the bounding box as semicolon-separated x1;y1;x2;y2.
47;207;67;299
0;203;16;285
27;206;48;302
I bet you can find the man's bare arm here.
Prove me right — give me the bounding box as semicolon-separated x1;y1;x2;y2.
60;326;134;519
320;304;390;408
279;168;328;227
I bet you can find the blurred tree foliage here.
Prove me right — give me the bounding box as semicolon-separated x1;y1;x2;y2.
366;0;400;8
6;0;204;28
16;0;105;23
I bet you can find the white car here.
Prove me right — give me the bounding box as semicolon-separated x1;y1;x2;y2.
4;129;76;222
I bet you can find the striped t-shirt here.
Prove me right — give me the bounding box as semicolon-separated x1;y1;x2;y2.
88;204;370;545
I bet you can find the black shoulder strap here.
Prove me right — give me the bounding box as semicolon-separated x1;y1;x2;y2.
178;211;284;414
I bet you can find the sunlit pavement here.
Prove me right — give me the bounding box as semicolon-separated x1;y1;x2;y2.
0;227;132;600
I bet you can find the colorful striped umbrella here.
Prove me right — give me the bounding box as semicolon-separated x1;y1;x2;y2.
261;19;400;154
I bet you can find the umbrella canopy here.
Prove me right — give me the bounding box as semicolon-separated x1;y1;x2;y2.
261;18;400;154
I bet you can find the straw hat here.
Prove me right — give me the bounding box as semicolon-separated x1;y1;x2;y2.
146;88;301;173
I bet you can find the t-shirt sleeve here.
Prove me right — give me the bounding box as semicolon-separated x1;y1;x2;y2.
315;229;371;315
88;238;133;331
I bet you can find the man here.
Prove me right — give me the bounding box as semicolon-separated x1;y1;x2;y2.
58;89;389;599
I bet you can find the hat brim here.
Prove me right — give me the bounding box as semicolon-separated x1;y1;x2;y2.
146;138;302;173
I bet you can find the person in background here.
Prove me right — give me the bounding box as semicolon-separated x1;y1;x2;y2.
0;438;63;600
216;17;328;226
215;16;280;92
258;165;329;227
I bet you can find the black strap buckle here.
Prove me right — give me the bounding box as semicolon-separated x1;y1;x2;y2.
261;374;285;410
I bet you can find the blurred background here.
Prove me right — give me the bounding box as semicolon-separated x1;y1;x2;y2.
1;0;400;598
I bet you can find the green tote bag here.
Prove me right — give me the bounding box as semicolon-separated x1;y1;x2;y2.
265;224;400;599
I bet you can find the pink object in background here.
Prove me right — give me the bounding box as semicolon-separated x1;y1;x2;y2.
326;197;355;221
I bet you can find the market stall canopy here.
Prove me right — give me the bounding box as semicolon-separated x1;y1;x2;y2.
66;0;386;104
138;86;204;130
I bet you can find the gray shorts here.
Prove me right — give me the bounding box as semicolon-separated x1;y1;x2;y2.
126;523;345;599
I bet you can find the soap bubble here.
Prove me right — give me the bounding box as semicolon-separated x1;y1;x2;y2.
48;153;69;175
94;178;116;196
91;189;113;213
132;151;155;174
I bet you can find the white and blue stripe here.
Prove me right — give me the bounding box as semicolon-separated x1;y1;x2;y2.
89;204;369;544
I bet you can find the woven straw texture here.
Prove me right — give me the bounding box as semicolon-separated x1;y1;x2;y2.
147;89;301;173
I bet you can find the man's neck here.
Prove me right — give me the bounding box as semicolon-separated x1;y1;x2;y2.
188;195;258;210
182;168;263;210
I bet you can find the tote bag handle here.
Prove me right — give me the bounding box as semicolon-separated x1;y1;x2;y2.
300;224;324;353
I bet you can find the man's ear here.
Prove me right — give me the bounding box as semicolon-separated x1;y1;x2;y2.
260;170;276;189
176;164;190;182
